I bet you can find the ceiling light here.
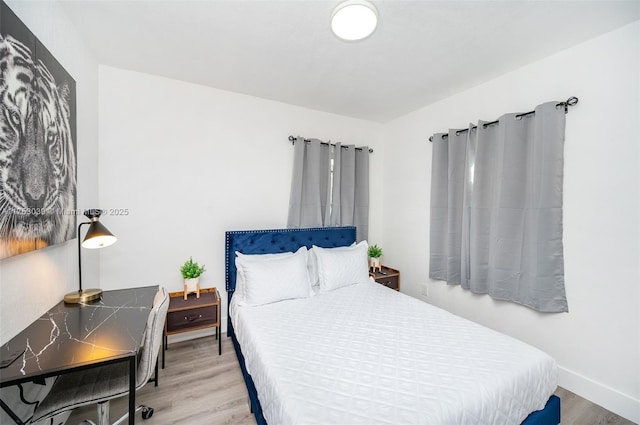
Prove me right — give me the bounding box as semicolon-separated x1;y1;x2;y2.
331;0;378;41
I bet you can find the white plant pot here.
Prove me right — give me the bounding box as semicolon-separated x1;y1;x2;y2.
184;277;200;300
369;257;382;272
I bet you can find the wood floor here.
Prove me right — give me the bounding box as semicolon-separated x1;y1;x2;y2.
68;335;635;425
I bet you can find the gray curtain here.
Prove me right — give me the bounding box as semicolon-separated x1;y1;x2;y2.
287;137;331;228
330;143;370;241
288;138;369;241
430;101;568;313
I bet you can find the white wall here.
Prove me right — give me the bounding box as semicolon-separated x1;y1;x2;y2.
0;2;99;422
381;21;640;422
97;66;385;337
0;1;100;344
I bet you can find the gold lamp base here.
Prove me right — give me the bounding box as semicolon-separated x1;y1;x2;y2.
64;288;103;304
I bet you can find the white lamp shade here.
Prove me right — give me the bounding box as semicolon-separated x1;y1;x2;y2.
331;0;378;41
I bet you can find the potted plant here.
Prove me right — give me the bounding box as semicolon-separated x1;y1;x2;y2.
180;257;206;300
368;244;383;272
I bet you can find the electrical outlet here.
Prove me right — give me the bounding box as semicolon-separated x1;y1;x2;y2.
422;283;429;298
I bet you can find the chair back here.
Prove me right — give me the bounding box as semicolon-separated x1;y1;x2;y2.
136;287;169;388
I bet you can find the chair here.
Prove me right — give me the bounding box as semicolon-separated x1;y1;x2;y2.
31;287;169;425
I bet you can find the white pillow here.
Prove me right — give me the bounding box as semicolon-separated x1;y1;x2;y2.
236;247;313;306
307;242;356;287
307;247;319;286
313;241;369;292
234;249;299;304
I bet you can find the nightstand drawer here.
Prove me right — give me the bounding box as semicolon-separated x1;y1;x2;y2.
166;305;218;333
377;275;399;290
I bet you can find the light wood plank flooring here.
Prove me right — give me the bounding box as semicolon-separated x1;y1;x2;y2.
553;387;635;425
68;335;635;425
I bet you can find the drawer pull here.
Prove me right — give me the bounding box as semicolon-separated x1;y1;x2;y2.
185;314;203;321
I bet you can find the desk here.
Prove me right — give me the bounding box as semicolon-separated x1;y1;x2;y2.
0;286;157;425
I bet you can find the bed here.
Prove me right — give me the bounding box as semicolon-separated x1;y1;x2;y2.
225;226;560;425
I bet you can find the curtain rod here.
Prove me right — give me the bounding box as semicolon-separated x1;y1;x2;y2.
288;136;373;153
428;97;579;142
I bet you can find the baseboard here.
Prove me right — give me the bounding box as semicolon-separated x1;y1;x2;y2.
558;366;639;423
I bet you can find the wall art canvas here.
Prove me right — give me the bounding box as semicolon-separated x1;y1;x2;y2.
0;1;77;259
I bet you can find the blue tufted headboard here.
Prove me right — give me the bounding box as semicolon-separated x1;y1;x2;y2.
225;226;356;334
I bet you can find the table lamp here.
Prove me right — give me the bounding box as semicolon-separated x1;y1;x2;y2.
64;209;117;303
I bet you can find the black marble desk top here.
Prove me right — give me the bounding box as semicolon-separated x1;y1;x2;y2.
0;286;158;387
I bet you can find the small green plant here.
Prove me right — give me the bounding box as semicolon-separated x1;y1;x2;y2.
180;257;206;279
368;244;383;258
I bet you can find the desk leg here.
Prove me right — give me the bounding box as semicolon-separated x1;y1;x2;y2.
129;356;136;425
218;325;222;355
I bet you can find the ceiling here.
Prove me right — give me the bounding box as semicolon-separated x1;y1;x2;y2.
60;0;639;123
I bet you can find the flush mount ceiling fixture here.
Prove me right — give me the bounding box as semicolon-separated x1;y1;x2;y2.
331;0;378;41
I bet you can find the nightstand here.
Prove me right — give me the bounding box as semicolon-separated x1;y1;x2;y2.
163;287;221;368
370;266;400;291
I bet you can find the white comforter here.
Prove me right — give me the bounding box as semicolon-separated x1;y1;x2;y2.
231;280;557;425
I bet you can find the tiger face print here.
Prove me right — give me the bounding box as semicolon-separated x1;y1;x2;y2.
0;35;76;257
